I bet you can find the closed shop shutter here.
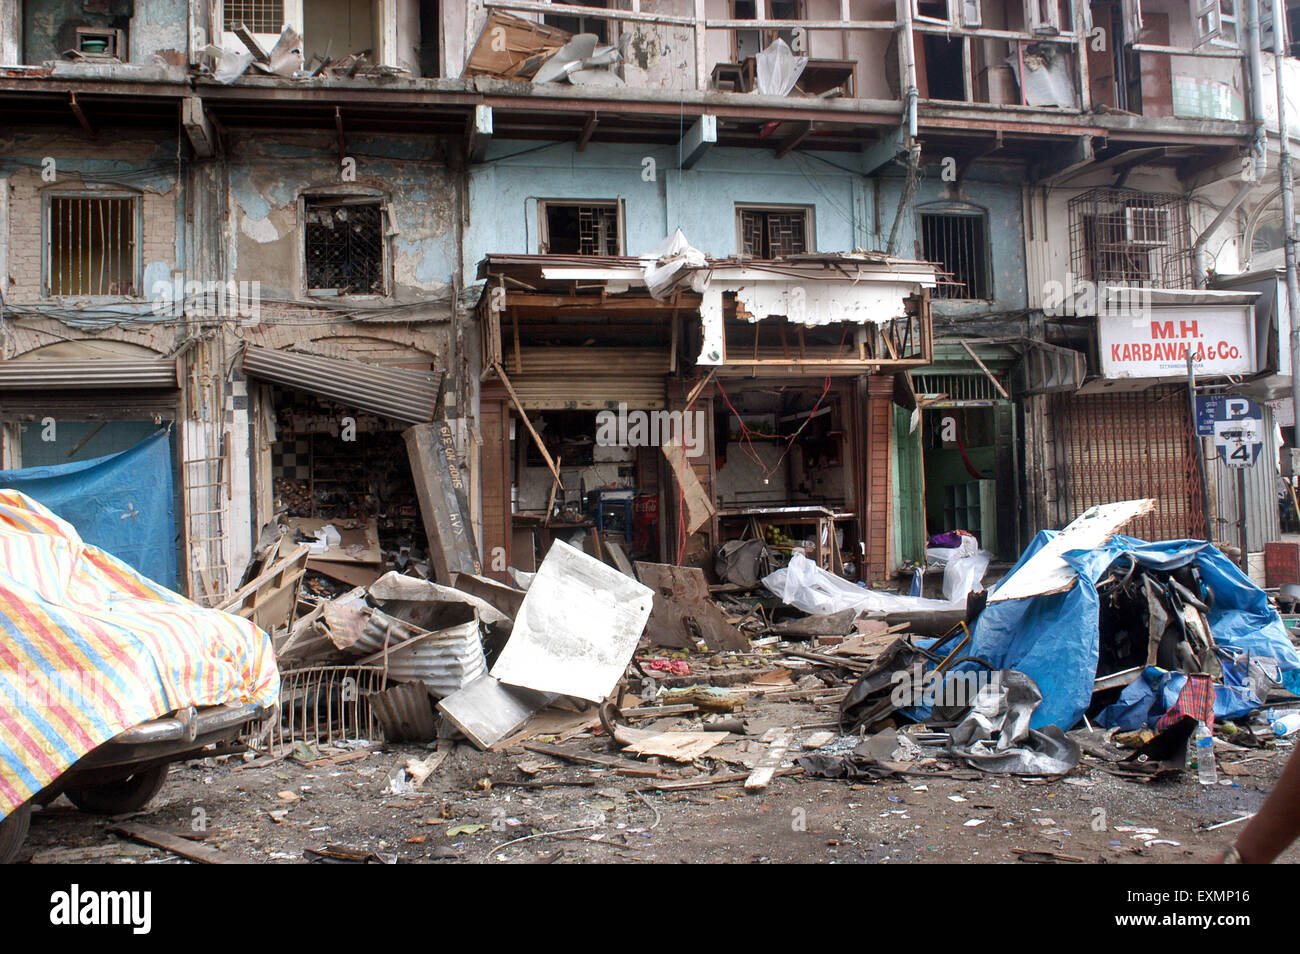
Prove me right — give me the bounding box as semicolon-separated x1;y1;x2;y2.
505;347;669;410
0;359;177;389
1050;386;1205;540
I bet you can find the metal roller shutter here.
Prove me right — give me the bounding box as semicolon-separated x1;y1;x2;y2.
0;359;178;389
241;346;442;424
505;347;669;410
1050;386;1205;541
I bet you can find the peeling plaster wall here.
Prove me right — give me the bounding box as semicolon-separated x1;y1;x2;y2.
129;0;188;65
464;139;872;282
224;133;457;300
0;132;179;307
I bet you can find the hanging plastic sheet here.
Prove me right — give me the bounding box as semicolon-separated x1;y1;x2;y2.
965;531;1300;730
0;430;178;589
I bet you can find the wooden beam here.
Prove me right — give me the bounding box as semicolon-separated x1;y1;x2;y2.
492;361;560;482
775;120;813;159
334;106;347;164
577;111;599;151
68;93;94;139
182;96;215;158
959;340;1010;399
467;104;493;163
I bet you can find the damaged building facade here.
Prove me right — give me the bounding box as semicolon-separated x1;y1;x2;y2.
0;0;1297;604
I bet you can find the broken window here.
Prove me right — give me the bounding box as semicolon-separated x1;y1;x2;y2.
737;206;811;258
1193;0;1240;48
1068;188;1192;289
539;201;623;255
1026;0;1066;33
921;211;989;300
224;0;286;33
544;0;610;43
734;0;804;59
46;195;138;297
304;197;386;295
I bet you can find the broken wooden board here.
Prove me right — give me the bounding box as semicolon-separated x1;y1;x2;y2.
635;561;749;652
463;10;572;79
603;538;636;577
662;440;715;535
615;725;729;762
218;543;309;634
436;675;555;750
745;728;794;790
990;498;1155;603
110;823;235;864
285;516;381;564
306;559;382;588
491;539;653;703
404;421;483;582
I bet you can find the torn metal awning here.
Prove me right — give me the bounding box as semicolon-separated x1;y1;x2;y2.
240;346;442;423
0;359;178;389
989;498;1156;603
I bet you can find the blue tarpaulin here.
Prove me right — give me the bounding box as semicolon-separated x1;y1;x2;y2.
0;430;177;588
963;532;1300;731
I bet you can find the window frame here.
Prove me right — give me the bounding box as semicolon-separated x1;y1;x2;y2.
299;191;391;299
42;189;143;300
918;205;993;302
536;199;626;256
221;0;301;55
735;203;816;259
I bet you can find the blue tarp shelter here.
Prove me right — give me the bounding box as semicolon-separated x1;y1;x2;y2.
0;430;178;588
964;531;1300;731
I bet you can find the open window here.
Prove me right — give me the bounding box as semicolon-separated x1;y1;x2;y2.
912;0;982;26
736;205;813;258
734;0;805;60
45;194;140;298
1026;0;1067;32
1193;0;1241;48
538;200;624;255
920;209;990;300
544;0;611;43
303;195;387;296
222;0;297;54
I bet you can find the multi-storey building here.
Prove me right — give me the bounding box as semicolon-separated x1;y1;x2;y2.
0;0;1293;599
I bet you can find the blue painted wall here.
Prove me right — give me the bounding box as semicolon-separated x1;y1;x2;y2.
464;140;1027;316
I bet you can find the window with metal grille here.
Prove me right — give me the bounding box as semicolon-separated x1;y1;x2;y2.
304;198;385;295
46;196;138;297
224;0;285;33
540;201;622;255
1068;188;1192;289
544;0;610;43
920;212;989;299
737;207;811;258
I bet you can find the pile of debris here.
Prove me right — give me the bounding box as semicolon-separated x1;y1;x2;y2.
199;24;409;86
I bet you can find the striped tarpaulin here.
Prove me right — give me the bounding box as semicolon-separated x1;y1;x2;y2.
0;490;279;819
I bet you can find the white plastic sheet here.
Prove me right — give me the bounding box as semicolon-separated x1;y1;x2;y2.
754;38;808;97
763;552;979;617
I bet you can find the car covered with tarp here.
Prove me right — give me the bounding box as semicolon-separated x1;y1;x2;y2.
0;490;279;862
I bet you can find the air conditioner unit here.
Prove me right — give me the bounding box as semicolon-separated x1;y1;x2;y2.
1124;207;1169;246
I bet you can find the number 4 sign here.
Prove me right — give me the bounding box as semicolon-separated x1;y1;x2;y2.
1211;397;1264;468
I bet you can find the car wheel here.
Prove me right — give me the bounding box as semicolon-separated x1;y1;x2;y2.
65;764;170;815
0;805;31;864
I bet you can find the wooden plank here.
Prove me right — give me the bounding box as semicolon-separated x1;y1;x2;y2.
662;440;714;535
603;538;636;577
404;421;483;582
110;822;236;864
635;560;749;652
745;728;794;791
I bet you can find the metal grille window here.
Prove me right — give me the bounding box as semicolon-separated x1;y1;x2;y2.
224;0;285;33
1068;188;1192;289
540;202;622;255
921;212;989;300
304;198;385;295
46;196;138;297
738;207;811;258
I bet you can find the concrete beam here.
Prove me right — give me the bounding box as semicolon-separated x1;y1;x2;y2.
680;113;716;169
182;96;215;158
467;103;492;163
860;126;907;176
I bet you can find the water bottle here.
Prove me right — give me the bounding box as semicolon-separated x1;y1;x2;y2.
1195;723;1217;785
1271;713;1300;738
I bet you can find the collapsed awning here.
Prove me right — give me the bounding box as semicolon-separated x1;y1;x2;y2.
0;359;178;389
240;346;443;424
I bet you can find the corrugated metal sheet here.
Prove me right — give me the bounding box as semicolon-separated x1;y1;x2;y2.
355;609;488;698
505;346;668;410
366;682;438;742
0;359;177;389
1208;403;1282;554
241;346;441;423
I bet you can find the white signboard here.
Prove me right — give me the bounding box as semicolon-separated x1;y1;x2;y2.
1098;305;1256;379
